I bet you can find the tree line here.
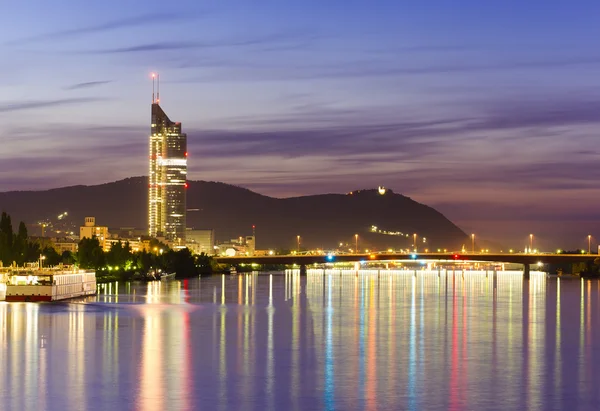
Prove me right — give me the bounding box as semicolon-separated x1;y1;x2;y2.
78;236;213;280
0;212;67;266
0;211;213;280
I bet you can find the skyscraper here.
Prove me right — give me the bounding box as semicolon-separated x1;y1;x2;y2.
148;77;187;242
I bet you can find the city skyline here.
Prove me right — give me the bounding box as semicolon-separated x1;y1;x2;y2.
1;1;600;246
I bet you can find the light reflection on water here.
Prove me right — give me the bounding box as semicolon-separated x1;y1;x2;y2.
0;270;599;410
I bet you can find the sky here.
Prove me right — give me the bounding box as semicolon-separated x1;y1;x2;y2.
1;0;600;249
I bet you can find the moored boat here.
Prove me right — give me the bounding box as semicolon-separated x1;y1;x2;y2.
160;272;176;280
5;270;96;302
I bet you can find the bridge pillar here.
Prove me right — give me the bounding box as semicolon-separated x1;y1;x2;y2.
299;264;307;276
523;264;530;279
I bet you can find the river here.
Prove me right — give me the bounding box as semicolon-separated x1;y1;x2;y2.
1;269;599;410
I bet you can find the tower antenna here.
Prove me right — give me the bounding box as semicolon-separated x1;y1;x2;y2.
151;73;156;103
157;73;160;103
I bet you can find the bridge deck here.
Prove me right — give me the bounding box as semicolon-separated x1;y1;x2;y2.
215;252;598;266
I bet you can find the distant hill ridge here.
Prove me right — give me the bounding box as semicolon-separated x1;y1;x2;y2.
0;177;468;250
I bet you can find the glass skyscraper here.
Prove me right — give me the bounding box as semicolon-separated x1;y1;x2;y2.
149;101;187;242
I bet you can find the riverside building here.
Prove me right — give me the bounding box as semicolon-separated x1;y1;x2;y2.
148;75;187;242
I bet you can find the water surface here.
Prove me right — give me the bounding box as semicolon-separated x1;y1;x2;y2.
1;269;600;410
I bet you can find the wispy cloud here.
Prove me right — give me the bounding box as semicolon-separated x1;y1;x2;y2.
80;30;323;54
6;13;200;45
0;97;108;113
64;80;112;90
173;54;600;83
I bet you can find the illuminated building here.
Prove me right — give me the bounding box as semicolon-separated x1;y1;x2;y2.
79;217;109;248
148;75;187;242
186;229;215;255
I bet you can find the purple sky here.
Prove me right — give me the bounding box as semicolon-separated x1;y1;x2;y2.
1;0;600;249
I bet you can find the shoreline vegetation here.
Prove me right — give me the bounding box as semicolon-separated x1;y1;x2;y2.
0;210;287;283
2;211;599;282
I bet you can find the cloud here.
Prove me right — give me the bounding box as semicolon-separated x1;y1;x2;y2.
6;13;197;45
0;97;108;113
92;41;203;54
80;30;323;54
183;94;600;163
64;80;111;90
174;54;600;83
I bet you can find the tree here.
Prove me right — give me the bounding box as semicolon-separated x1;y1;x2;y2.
77;237;105;269
24;241;41;263
41;246;61;267
106;241;134;270
165;248;197;277
0;212;14;265
14;221;28;265
195;252;213;275
62;251;75;265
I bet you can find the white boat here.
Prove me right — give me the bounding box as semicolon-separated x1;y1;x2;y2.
5;270;96;302
160;272;176;280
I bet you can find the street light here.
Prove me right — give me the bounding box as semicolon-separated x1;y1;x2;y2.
471;233;475;254
588;235;592;254
297;235;300;253
355;234;358;254
413;233;417;252
529;234;533;253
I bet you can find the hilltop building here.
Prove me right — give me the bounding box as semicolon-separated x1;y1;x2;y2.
148;76;187;243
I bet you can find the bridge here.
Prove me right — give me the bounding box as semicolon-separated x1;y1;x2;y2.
214;252;599;278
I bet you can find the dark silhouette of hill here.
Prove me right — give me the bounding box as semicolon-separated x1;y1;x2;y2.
0;177;468;251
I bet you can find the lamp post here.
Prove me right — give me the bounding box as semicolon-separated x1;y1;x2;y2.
413;233;417;252
354;234;358;254
529;234;533;253
471;233;475;254
296;235;300;253
588;235;592;254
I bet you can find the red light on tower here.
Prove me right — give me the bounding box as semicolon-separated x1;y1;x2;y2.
184;152;188;157
184;182;189;189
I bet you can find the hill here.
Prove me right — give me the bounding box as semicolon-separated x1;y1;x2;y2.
0;177;468;251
